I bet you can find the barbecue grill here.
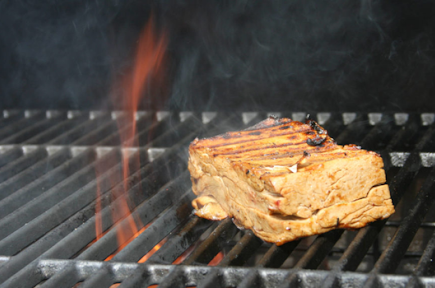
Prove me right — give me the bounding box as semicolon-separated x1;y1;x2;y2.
0;110;434;288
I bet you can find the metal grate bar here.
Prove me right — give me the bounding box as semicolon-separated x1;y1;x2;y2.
385;114;421;151
0;113;66;144
37;263;81;288
82;172;192;261
0;149;116;243
0;148;159;284
143;115;204;148
0;148;71;201
325;154;420;274
197;231;264;287
31;260;435;288
414;230;435;277
341;125;434;269
317;113;345;138
302;119;432;288
260;112;399;288
275;119;389;283
156;266;185;288
196;268;225;288
47;113;111;145
0;147;47;184
334;113;368;145
117;267;153;288
361;167;435;288
182;218;235;265
372;166;435;274
219;231;263;267
404;231;435;288
257;241;301;268
23;114;89;144
88;114;248;285
0;111;45;140
71;115;129;146
295;230;344;270
80;266;114;288
42;163;187;281
319;124;435;288
0;148;93;220
237;270;263;288
0;111;24;129
148;114;268;284
146;216;211;264
96;112;154;146
0;146;23;169
78;191;195;287
355;114;396;151
21;158;185;283
1;111;435;287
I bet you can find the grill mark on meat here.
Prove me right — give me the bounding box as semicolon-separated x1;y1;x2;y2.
269;213;307;221
211;134;328;155
228;144;338;162
189;117;394;244
214;139;318;156
217;140;336;159
196;126;312;148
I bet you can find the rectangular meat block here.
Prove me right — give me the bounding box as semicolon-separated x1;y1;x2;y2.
188;116;395;245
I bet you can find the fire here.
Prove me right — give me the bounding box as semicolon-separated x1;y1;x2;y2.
172;244;196;264
138;238;168;263
208;252;224;266
105;224;149;261
94;14;167;250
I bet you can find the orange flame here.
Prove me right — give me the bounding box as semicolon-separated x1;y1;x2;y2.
94;14;167;248
105;224;149;261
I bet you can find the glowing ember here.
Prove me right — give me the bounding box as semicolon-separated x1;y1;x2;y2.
138;238;168;263
94;14;167;250
172;244;196;264
208;252;224;266
104;224;149;261
95;179;103;241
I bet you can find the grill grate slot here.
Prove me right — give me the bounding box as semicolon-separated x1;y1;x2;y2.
0;111;435;287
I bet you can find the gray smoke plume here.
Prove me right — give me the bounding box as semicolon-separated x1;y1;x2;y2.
0;0;434;112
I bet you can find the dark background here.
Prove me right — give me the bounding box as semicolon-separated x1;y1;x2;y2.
0;0;434;112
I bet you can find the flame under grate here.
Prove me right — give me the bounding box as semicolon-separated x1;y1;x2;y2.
0;110;435;288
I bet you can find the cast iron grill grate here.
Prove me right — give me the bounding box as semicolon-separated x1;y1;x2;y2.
0;110;434;288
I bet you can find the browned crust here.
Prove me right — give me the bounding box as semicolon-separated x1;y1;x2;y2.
188;117;395;245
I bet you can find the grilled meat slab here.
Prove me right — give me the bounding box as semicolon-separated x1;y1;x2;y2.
188;117;395;244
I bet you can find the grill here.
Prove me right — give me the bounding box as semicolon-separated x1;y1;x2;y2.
1;110;435;288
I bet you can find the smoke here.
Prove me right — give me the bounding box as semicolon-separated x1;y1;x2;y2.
0;0;434;112
0;0;148;109
163;0;435;112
